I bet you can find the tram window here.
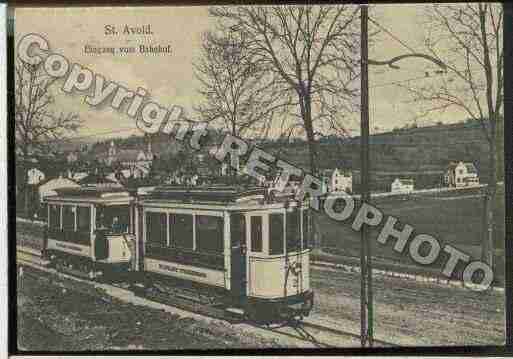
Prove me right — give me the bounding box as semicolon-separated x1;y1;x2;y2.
168;213;175;246
286;210;301;252
95;206;129;232
250;216;262;252
269;213;284;255
104;205;130;233
174;214;193;250
62;205;75;231
76;206;91;232
303;210;310;249
230;213;245;247
49;204;60;229
96;206;106;229
146;212;167;247
196;216;224;253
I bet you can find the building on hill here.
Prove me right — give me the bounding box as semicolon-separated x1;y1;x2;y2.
27;167;45;185
66;170;89;182
84;139;154;178
391;178;414;194
151;134;182;158
65;145;91;164
107;140;153;168
106;171;125;185
82;143;109;165
221;163;229;176
269;173;302;192
321;168;352;193
444;161;479;187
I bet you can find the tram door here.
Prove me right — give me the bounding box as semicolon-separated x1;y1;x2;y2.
94;206;109;260
230;213;247;300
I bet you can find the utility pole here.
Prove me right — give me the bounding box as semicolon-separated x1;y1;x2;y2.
356;5;448;347
357;7;447;346
360;4;373;348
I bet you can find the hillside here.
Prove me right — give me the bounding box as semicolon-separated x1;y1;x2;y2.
53;120;501;192
266;121;502;191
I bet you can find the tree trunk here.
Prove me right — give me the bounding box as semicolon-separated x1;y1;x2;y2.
482;138;497;269
481;193;489;263
478;4;498;271
19;161;29;218
299;91;322;248
24;185;29;218
301;93;319;176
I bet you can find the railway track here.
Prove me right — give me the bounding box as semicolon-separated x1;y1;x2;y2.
16;248;397;348
254;320;394;348
298;320;395;347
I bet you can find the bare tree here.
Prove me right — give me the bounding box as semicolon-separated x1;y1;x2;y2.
195;30;289;141
209;5;361;175
15;58;81;216
402;3;503;267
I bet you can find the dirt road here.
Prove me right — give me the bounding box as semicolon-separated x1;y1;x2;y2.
309;265;505;346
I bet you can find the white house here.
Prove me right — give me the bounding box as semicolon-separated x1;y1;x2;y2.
27;168;45;185
125;164;150;179
391;178;414;194
444;161;479;187
321;169;353;193
106;172;124;185
221;162;229;176
66;170;89;182
120;169;132;179
38;176;80;202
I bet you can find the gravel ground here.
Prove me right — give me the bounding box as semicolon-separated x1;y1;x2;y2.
309;265;505;346
17;271;285;351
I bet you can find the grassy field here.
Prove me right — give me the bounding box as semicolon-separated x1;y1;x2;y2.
315;187;505;282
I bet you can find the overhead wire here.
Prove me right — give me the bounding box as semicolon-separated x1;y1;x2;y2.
368;16;417;54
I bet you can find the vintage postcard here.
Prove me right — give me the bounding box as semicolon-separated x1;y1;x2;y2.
13;3;505;352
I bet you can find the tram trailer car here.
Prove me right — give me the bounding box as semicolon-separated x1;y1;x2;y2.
139;186;314;321
42;186;136;279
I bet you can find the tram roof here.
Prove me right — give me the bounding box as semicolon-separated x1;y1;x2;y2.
146;185;267;203
44;186;133;204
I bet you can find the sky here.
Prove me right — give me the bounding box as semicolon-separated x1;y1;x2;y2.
14;4;474;141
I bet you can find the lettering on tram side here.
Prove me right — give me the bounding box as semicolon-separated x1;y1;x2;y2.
55;242;84;252
158;263;207;278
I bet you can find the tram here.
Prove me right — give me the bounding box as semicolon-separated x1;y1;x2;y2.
43;186;136;278
138;185;314;320
42;184;314;320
